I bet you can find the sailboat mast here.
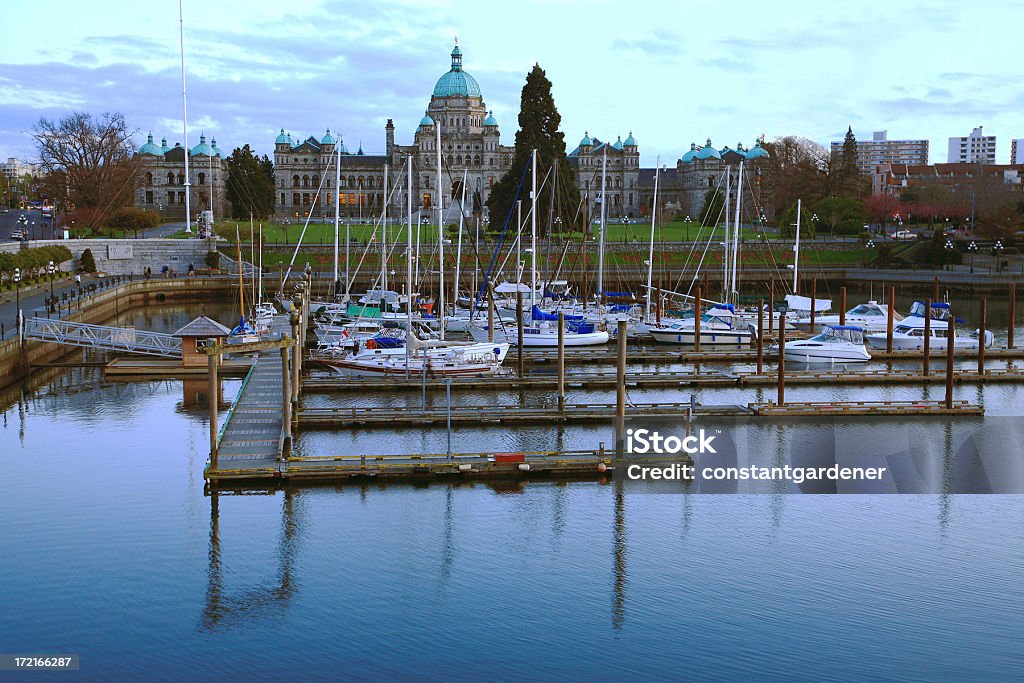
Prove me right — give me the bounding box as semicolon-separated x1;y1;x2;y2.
407;158;413;378
531;149;537;310
250;216;255;308
646;160;660;321
730;161;743;299
435;123;444;340
258;224;263;307
793;198;802;293
723;169;731;301
382;163;389;293
333;142;340;293
598;148;607;304
235;227;245;321
455;169;467;313
177;0;192;235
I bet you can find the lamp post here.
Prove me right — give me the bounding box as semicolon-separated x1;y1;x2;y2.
13;267;21;339
47;260;55;318
967;241;977;273
993;240;1004;273
685;215;692;242
865;239;875;267
945;239;954;271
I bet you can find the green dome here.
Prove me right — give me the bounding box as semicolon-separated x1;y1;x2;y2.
681;142;698;163
579;131;592;147
432;43;482;97
745;141;770;159
694;138;721;160
160;137;170;153
337;137;348;154
211;137;225;158
624;132;637;147
275;128;290;144
420;115;434;127
612;136;623;151
483;110;498;127
321;128;335;145
190;133;213;157
138;132;164;156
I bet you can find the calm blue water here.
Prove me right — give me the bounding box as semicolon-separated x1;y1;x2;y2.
1;304;1023;680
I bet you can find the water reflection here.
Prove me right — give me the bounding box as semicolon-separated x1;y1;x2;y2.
201;489;303;632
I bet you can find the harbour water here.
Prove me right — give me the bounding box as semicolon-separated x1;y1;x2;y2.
2;302;1023;679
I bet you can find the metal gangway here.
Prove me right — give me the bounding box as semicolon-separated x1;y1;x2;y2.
24;318;183;358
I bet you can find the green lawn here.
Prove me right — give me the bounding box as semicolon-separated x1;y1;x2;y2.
210;221;440;245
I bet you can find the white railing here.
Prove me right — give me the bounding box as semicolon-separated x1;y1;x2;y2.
24;318;183;358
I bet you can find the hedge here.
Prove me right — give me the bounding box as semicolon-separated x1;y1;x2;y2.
0;245;74;277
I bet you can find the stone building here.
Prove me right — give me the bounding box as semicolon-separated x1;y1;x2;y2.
638;137;770;221
566;132;641;222
134;132;229;221
273;41;515;223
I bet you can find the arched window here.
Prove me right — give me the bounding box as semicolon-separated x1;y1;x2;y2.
292;175;300;187
303;175;310;188
474;154;481;166
366;177;374;188
177;172;185;185
447;154;454;167
456;155;462;166
280;192;285;205
145;172;153;185
615;178;621;189
167;172;175;185
349;175;355;187
312;175;319;187
340;177;347;188
198;172;206;185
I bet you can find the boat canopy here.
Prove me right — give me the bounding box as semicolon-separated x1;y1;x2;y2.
786;294;831;313
495;281;534;294
531;305;583;322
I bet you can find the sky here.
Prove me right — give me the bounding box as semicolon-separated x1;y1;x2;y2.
2;0;1022;167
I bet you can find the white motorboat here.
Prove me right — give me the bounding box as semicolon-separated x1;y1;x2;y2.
319;332;510;377
784;325;871;363
648;304;755;346
792;300;900;334
865;301;994;351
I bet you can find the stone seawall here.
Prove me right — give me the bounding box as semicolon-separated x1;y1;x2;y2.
7;239;214;276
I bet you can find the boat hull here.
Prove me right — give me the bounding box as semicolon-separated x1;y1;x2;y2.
648;328;752;346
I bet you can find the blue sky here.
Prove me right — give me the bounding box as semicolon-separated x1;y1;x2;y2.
2;0;1022;166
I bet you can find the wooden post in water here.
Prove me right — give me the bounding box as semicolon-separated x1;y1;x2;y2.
839;287;847;327
945;313;955;409
656;286;662;325
615;319;627;452
756;298;764;375
557;311;565;412
886;285;895;354
777;321;786;406
694;286;702;353
769;280;775;336
290;314;300;405
978;297;986;375
923;298;931;376
208;342;219;469
516;292;524;377
810;277;817;333
1008;283;1016;349
933;276;940;303
280;345;292;448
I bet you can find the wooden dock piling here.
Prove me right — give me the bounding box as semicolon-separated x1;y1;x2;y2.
923;297;931;376
886;285;895;353
516;292;524;377
208;344;219;469
945;312;955;409
756;298;764;375
839;287;846;327
488;290;494;343
281;345;292;448
615;320;627;454
933;276;941;304
978;298;986;375
810;278;817;332
777;320;786;405
1009;283;1016;349
694;286;702;353
769;280;775;336
557;311;565;411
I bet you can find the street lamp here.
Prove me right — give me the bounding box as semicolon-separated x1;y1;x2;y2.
967;241;978;273
945;239;954;271
47;260;55;318
13;267;21;338
993;240;1004;273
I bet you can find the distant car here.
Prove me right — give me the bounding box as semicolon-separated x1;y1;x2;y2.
890;230;917;240
10;230;23;240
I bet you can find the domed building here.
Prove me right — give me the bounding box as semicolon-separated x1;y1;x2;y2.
567;131;641;221
272;41;514;222
134;132;229;221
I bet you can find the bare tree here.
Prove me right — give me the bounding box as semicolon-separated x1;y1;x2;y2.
32;112;141;230
761;136;833;217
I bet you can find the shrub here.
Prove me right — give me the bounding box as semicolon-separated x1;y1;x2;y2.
80;248;97;273
106;206;161;235
205;251;221;269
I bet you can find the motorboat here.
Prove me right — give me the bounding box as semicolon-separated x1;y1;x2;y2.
318;331;510;377
865;301;994;351
784;325;871;363
792;300;900;334
648;304;755;346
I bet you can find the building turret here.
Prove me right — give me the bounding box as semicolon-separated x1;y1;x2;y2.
385;118;395;157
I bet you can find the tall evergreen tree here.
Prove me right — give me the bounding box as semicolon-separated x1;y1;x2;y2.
486;64;580;234
226;144;275;219
839;126;861;196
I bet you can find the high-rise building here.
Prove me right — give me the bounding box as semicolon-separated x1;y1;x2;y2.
1011;139;1024;164
947;126;996;164
829;131;929;176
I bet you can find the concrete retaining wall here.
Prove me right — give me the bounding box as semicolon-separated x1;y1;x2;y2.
12;239;214;276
